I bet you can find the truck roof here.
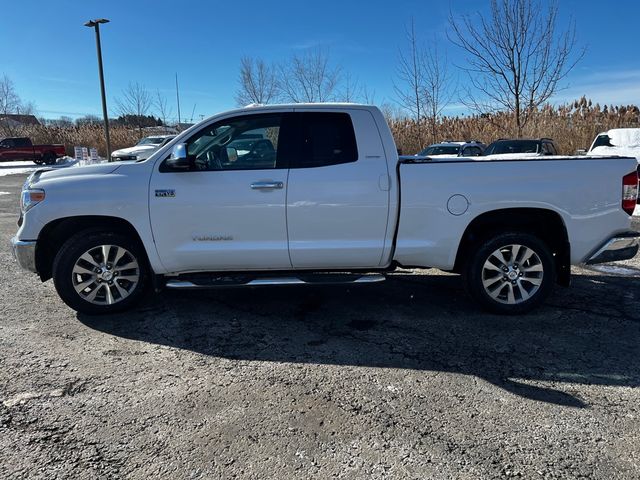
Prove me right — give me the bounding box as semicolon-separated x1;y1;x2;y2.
215;103;377;118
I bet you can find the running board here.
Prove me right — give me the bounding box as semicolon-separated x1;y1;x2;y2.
165;273;386;289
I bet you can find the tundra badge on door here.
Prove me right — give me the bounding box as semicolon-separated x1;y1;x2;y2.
155;189;175;198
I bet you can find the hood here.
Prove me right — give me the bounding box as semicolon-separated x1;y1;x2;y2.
32;163;120;184
112;145;157;156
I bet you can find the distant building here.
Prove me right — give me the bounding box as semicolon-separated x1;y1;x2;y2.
0;114;41;128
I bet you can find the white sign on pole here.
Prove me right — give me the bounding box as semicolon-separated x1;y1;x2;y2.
74;146;84;161
82;147;89;161
89;148;99;162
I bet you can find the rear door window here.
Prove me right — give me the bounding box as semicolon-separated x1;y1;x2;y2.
292;112;358;168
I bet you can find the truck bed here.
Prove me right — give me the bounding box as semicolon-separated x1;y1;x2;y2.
393;155;638;269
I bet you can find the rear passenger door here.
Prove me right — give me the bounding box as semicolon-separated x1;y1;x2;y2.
286;109;390;269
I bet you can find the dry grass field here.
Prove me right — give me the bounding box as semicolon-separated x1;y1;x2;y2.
2;98;639;157
389;98;640;155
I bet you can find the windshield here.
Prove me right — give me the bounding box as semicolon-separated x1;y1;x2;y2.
484;140;540;155
137;136;166;146
419;145;460;156
158;136;176;147
589;135;612;152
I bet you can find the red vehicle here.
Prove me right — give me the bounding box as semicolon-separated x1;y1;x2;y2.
0;137;66;165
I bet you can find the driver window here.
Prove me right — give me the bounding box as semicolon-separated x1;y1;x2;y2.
184;114;281;171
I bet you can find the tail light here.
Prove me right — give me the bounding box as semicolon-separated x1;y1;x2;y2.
622;171;638;215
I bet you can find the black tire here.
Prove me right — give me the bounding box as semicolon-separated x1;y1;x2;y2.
463;232;556;315
33;158;44;165
52;230;149;315
43;152;56;165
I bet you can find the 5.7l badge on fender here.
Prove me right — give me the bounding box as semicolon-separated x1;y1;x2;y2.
155;189;175;198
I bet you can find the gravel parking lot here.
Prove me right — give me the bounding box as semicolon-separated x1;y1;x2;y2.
1;169;639;479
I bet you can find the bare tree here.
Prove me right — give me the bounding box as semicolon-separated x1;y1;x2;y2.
339;72;361;103
361;85;377;105
278;48;341;103
423;41;455;143
449;0;584;137
15;100;36;115
115;82;152;134
0;74;37;136
52;116;74;128
235;57;279;106
394;19;428;144
0;74;21;115
154;89;173;127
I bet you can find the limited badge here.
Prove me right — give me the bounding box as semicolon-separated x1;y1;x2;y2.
155;189;175;198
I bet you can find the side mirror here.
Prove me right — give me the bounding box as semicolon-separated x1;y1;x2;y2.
165;143;190;170
226;146;238;162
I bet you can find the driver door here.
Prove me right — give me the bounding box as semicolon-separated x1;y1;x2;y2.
149;111;293;273
0;139;15;161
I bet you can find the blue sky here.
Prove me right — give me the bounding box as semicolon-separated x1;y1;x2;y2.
2;0;639;121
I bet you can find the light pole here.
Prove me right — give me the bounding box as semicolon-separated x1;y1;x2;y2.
84;18;111;159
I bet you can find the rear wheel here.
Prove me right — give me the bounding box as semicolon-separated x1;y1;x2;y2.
43;152;56;165
463;232;555;314
52;230;148;314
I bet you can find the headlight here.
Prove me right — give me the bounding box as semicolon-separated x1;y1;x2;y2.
21;189;45;213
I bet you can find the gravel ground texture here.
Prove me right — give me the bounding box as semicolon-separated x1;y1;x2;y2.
0;169;639;479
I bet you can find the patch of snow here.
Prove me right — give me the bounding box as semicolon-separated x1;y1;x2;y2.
0;191;10;195
0;162;37;177
482;153;541;160
0;156;107;177
634;205;640;217
588;264;640;277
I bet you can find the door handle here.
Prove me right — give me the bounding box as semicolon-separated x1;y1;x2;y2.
250;181;284;190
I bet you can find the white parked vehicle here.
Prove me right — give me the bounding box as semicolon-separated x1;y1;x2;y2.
588;128;640;161
110;135;175;162
588;128;640;203
11;104;640;315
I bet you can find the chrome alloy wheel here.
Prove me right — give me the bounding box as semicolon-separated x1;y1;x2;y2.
481;244;544;305
71;245;140;305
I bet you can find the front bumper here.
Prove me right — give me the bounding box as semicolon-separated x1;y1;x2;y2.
10;237;37;273
585;231;640;265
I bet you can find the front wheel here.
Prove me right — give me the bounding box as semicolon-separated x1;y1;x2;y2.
463;232;556;315
52;230;149;314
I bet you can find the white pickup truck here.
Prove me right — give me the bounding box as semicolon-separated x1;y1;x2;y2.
10;104;640;315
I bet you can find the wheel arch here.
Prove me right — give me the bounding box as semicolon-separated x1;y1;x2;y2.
453;208;571;286
36;215;149;282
